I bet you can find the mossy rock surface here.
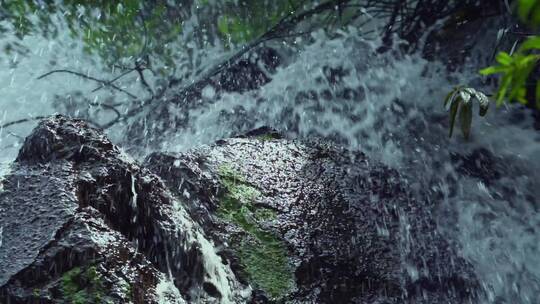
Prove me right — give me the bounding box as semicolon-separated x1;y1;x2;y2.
145;130;480;303
217;164;293;299
0;117;479;304
60;266;104;304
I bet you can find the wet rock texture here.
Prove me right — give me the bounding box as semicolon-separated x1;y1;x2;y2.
145;129;479;303
0;116;244;304
1;116;478;303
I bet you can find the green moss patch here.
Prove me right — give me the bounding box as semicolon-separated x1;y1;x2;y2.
61;266;105;304
217;164;293;299
256;133;278;141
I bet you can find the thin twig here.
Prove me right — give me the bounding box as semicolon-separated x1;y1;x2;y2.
0;116;48;129
6;131;23;139
37;69;138;100
136;67;154;97
100;0;357;129
91;68;136;93
98;103;122;120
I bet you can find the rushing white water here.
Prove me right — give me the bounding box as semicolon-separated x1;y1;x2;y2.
156;275;188;304
152;28;540;303
0;162;9;180
1;9;540;304
169;196;250;303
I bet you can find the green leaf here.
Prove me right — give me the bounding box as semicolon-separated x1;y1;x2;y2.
459;90;471;104
479;65;508;75
519;36;540;52
495;52;513;66
509;56;536;103
532;3;540;27
448;98;460;138
444;87;491;139
473;90;490;116
459;102;473;139
444;88;457;109
496;74;513;106
516;87;528;104
217;15;230;35
519;0;537;22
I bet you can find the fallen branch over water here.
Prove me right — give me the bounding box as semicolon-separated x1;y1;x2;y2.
0;116;49;129
37;69;139;100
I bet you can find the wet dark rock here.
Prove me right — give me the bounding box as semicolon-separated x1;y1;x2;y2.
145;130;480;303
451;148;503;184
0;115;246;303
217;47;281;93
1;116;479;303
415;2;503;69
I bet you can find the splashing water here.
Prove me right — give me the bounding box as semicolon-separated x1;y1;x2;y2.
169;195;250;303
150;28;540;303
156;275;187;304
1;11;540;304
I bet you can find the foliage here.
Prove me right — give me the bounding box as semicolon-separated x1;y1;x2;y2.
216;0;300;44
477;0;540;108
444;86;489;139
76;2;182;66
217;164;293;299
0;1;185;71
518;0;540;28
0;0;310;63
480;40;540;107
444;0;540;139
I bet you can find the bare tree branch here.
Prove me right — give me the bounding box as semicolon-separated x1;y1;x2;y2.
91;68;136;93
99;0;357;129
37;69;138;100
0;116;49;129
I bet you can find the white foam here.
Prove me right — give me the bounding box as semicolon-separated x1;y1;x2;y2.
156;275;188;304
169;198;250;303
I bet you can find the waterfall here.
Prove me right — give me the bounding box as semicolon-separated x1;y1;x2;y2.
1;6;539;303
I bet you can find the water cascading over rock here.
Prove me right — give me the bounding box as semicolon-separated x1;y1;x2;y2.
0;115;246;303
1;116;478;303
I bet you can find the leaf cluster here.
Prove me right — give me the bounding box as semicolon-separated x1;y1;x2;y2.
480;37;540;107
0;1;185;69
444;86;489;139
216;0;303;45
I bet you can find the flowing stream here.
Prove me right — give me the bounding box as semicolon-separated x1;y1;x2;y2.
1;7;540;304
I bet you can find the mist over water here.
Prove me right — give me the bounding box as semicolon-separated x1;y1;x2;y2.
1;10;540;304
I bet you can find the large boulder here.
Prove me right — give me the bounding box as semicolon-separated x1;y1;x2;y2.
1;116;479;303
0;115;247;303
145;128;479;303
